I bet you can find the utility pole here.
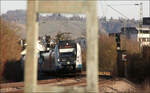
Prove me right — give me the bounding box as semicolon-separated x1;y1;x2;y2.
135;3;143;28
139;2;143;51
122;53;127;78
149;0;150;17
139;3;143;28
135;3;143;51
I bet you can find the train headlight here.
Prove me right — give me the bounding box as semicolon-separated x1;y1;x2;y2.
67;61;70;64
58;58;60;62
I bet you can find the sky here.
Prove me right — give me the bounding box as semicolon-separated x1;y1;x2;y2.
0;0;150;20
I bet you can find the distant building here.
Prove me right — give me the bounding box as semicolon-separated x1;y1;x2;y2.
136;27;150;46
121;27;150;47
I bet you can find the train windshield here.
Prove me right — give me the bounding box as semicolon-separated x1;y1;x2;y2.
58;41;77;59
59;48;76;58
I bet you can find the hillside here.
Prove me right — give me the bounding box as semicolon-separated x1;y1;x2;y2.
2;10;139;39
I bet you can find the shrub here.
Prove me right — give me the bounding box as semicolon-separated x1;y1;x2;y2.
0;17;21;82
3;60;23;82
99;35;117;75
81;34;117;75
121;36;140;54
127;46;150;83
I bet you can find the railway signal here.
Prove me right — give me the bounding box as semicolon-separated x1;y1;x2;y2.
122;53;127;62
109;33;121;50
115;33;121;50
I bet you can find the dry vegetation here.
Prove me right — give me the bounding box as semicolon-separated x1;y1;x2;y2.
120;36;150;86
0;17;21;82
121;36;140;54
98;34;117;74
127;46;150;82
82;32;150;85
81;34;117;75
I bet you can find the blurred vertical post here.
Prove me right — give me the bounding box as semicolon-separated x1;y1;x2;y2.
124;61;128;78
86;1;99;93
24;0;39;92
122;53;128;78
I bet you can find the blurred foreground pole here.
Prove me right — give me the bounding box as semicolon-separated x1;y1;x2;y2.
24;0;39;92
124;61;128;78
86;1;99;93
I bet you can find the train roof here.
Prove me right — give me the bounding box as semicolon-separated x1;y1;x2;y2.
58;40;76;48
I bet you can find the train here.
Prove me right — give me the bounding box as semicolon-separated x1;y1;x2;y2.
42;40;82;73
20;40;82;74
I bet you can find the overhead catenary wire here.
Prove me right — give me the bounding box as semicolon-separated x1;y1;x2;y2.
102;4;139;6
104;4;129;50
101;2;148;20
106;4;129;19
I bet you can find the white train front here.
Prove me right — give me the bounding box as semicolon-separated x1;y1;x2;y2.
46;40;82;73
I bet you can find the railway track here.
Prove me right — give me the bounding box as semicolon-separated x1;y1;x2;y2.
0;71;117;93
0;78;82;92
0;75;113;93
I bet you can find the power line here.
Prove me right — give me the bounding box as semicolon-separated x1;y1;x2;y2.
104;4;137;6
106;4;129;19
105;4;129;50
100;3;149;6
101;2;148;18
